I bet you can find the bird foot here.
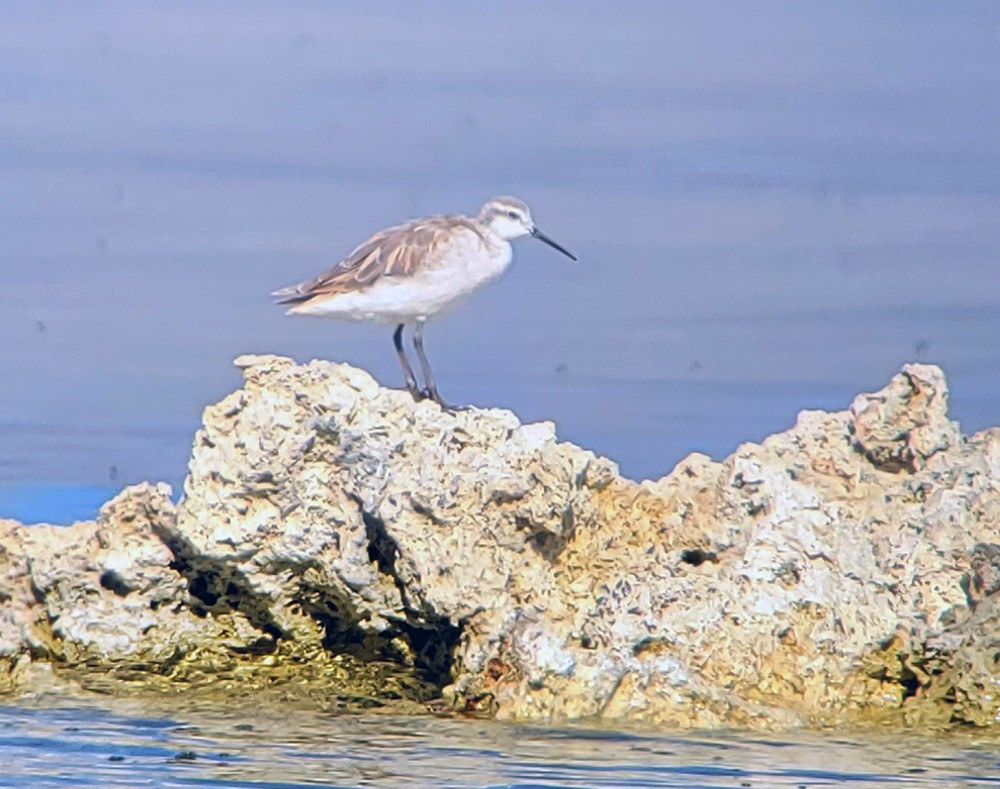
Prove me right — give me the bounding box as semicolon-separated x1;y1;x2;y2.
402;385;465;412
419;387;466;412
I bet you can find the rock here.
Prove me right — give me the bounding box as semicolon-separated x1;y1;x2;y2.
1;484;227;666
848;364;960;472
1;357;999;729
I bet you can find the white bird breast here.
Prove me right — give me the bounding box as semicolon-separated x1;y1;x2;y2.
296;231;514;325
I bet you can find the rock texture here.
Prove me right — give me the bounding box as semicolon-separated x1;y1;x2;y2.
2;357;999;729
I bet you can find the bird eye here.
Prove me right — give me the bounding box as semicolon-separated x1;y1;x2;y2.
507;210;519;220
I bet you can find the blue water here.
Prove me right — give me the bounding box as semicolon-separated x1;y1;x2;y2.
0;484;117;525
1;701;998;788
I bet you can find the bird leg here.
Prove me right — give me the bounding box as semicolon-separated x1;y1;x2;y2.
412;321;449;407
392;324;423;400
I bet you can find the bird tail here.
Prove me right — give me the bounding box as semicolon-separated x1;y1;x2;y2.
271;284;310;305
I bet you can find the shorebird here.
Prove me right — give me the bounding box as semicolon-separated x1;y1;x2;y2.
272;196;576;407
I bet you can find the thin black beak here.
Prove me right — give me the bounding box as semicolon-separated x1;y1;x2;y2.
530;227;577;261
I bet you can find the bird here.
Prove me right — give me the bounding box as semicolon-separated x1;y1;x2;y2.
272;196;577;407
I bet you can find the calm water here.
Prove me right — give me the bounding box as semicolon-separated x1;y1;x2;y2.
2;3;1000;514
2;700;999;788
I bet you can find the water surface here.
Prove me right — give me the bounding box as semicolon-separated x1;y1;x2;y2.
2;700;998;788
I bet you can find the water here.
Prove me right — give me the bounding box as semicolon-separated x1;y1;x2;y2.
1;700;998;788
2;2;999;514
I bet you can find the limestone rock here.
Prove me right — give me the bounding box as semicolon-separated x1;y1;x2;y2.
1;356;999;729
848;364;960;472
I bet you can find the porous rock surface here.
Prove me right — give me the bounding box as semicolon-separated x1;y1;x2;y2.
2;356;999;729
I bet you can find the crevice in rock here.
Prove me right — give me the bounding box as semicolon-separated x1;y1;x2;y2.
160;532;285;642
517;515;571;563
364;510;399;578
98;570;133;597
399;618;461;688
529;529;568;562
300;585;460;691
848;430;918;474
359;507;461;689
898;669;922;701
229;636;278;656
299;582;383;658
680;548;718;566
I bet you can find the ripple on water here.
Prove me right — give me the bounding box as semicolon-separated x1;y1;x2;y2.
1;700;999;788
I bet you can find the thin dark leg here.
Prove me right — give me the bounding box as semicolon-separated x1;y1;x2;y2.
412;321;447;406
393;324;422;400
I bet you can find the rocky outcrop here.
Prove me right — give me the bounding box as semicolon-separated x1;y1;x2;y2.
2;357;999;729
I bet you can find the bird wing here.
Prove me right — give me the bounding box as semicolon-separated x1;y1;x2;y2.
272;216;483;305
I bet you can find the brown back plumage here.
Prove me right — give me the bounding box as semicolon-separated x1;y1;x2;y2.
272;214;487;305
